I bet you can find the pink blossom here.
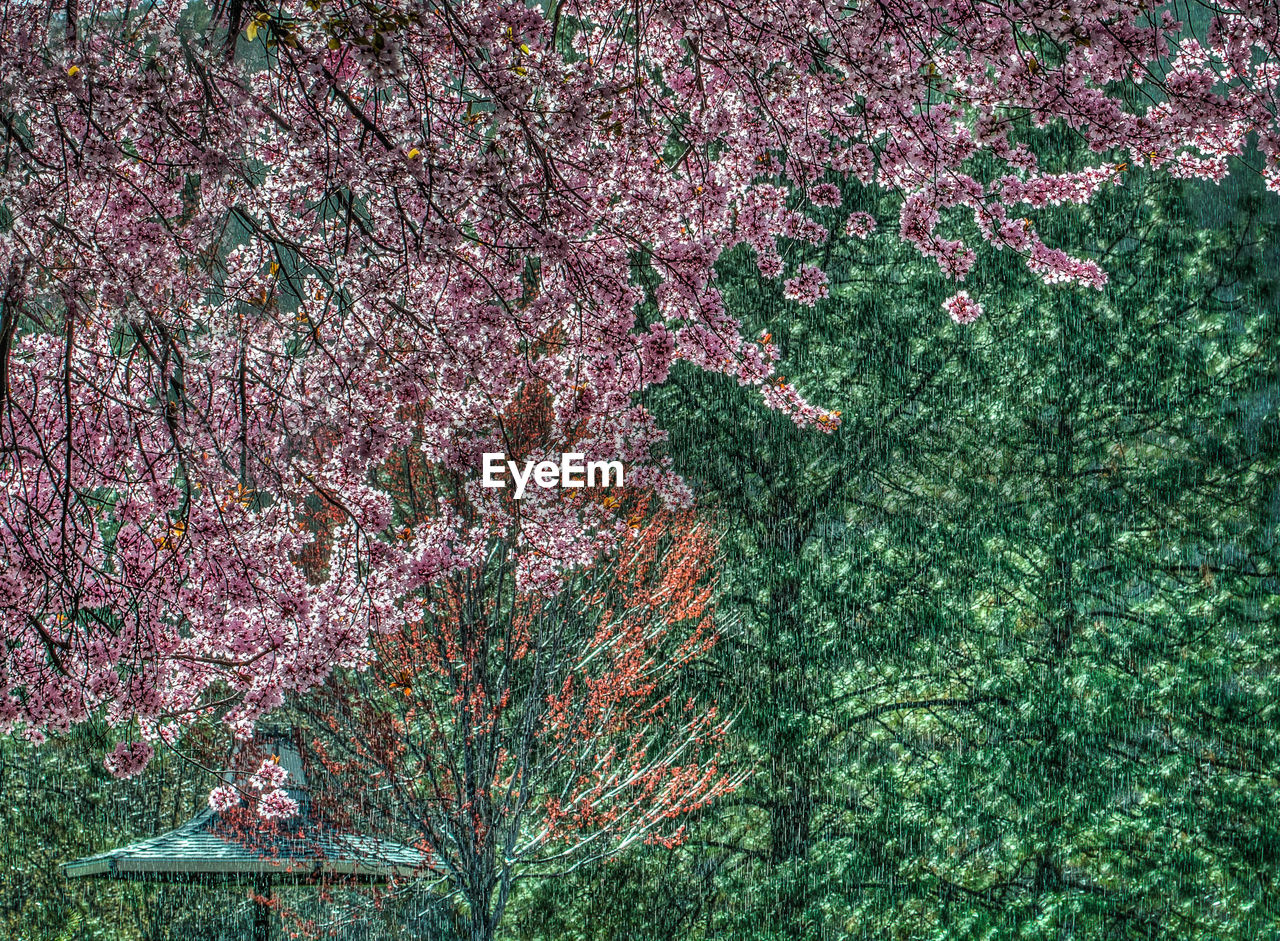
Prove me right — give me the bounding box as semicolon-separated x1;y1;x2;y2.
943;291;985;325
808;183;843;207
103;741;154;779
208;785;242;812
756;252;784;278
257;788;300;820
845;212;877;239
783;265;830;307
249;757;289;790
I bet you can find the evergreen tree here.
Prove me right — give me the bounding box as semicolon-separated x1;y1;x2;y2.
516;143;1280;940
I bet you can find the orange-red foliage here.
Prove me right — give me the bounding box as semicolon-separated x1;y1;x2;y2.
299;501;737;933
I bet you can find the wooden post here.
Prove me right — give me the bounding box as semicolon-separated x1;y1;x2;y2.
252;877;272;941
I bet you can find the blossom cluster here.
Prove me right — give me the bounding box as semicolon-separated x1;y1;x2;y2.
943;291;984;326
206;756;298;819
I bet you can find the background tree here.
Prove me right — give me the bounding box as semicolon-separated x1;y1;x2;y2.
513;135;1280;939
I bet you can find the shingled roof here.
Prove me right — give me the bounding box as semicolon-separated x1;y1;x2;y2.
62;731;427;885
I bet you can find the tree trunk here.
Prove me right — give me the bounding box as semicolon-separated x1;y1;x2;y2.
251;880;272;941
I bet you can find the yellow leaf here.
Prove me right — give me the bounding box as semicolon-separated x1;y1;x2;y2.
246;21;258;41
519;43;530;55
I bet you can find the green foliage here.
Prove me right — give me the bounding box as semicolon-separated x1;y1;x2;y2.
0;726;185;940
515;154;1280;939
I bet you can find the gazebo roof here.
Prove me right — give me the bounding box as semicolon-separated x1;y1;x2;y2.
61;807;425;884
62;732;426;885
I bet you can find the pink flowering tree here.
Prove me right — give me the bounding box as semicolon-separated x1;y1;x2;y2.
0;0;1277;765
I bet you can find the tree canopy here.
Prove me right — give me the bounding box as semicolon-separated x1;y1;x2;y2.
4;0;1280;754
